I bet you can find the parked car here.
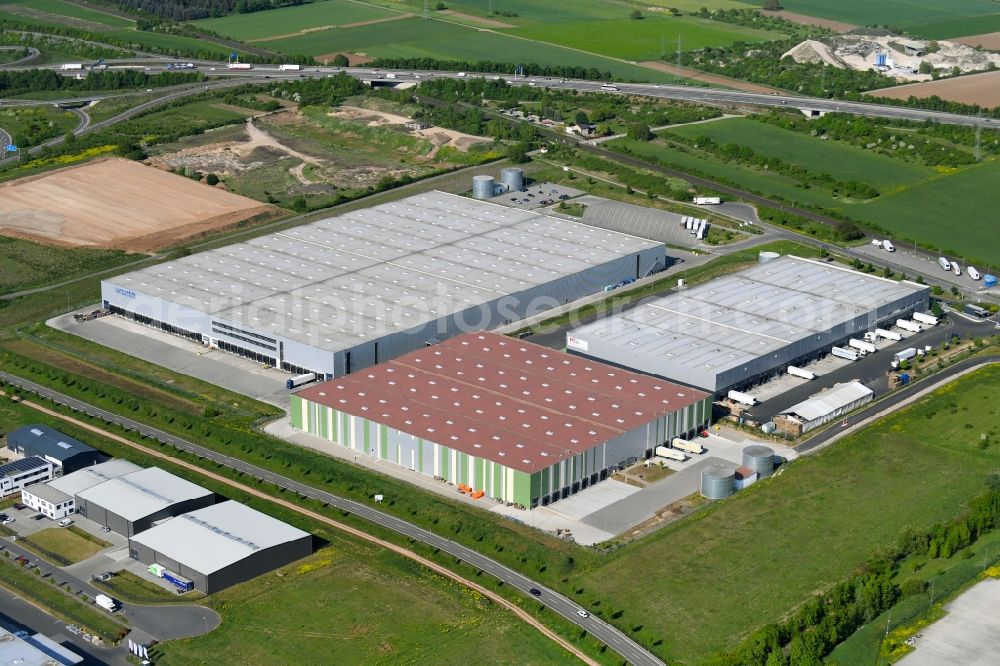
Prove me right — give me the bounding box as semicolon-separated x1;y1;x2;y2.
558;194;570;200
58;519;73;528
31;514;44;521
13;503;26;510
100;526;111;533
94;572;114;582
1;517;14;525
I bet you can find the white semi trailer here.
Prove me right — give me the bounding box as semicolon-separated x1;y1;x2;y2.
672;438;705;454
896;319;922;333
654;446;687;461
787;366;816;380
727;390;758;406
912;312;938;326
875;328;902;342
848;338;877;355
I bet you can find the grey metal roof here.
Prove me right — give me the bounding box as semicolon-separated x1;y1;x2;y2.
110;191;660;351
0;456;50;478
20;483;71;506
76;467;213;522
6;425;95;462
782;382;874;422
0;627;82;666
128;501;309;575
570;255;926;377
47;460;142;497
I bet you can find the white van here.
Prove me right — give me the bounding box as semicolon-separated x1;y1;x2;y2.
881;240;895;252
938;256;951;271
58;518;73;527
968;266;981;280
951;261;962;276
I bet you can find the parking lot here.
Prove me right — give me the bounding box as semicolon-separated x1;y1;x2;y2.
898;579;1000;666
489;182;583;210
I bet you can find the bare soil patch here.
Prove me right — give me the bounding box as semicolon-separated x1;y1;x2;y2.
764;10;857;32
315;52;371;65
954;32;1000;50
0;158;281;253
639;61;782;94
869;70;1000;107
329;105;490;154
438;10;515;29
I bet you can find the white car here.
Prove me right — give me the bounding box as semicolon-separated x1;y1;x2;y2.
577;610;589;618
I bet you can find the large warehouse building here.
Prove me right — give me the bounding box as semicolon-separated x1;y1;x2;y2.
101;191;665;379
128;501;312;593
75;467;215;537
566;255;930;393
7;425;101;474
22;460;141;520
291;332;711;508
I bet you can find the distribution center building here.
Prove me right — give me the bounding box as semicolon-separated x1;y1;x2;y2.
291;332;711;508
75;466;215;537
101;191;665;379
21;460;141;520
565;255;930;393
127;501;312;593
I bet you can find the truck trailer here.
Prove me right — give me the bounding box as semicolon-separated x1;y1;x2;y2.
875;328;902;342
654;446;687;461
727;390;758;406
912;312;938;326
693;196;721;205
279;64;302;71
672;438;705;454
228;62;253;70
848;338;877;355
787;365;816;380
951;261;962;276
60;63;83;71
969;266;982;280
896;318;922;333
893;348;917;364
95;594;118;612
880;240;895;252
831;346;859;361
938;256;952;271
286;372;316;389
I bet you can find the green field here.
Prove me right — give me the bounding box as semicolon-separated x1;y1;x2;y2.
780;0;1000;37
663;117;934;191
514;15;783;61
0;105;80;148
570;364;1000;661
194;0;403;42
0;237;135;297
0;0;133;31
850;157;1000;262
19;527;107;565
157;543;572;665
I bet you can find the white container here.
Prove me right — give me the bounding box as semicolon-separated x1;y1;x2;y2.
654;446;687;461
938;257;952;271
875;328;902;341
969;266;981;280
787;366;816;380
831;346;859;361
951;261;962;276
881;240;895;252
896;318;922;333
672;438;705;454
727;390;758;406
849;338;877;354
912;312;938;326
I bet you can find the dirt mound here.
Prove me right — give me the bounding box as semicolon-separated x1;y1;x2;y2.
782;40;843;67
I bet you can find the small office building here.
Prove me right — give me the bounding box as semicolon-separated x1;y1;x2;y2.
128;501;312;593
0;457;53;497
21;460;142;520
6;425;100;474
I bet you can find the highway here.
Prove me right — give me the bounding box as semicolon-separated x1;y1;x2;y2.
0;370;663;666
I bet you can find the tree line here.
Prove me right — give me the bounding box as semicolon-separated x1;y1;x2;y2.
0;69;200;95
367;56;620;82
95;0;309;21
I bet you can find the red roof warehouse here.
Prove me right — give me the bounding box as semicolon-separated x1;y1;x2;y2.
292;332;711;507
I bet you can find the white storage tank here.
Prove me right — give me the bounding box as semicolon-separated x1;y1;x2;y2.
742;445;775;478
500;167;524;192
701;464;736;499
472;175;496;200
759;251;780;264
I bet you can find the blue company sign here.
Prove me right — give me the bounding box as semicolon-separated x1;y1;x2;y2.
115;288;136;299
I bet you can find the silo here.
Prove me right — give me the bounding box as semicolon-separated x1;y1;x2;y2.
701;464;735;499
742;445;775;478
759;251;780;264
472;175;496;200
500;167;524;192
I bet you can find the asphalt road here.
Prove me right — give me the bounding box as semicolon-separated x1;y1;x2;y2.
0;371;663;666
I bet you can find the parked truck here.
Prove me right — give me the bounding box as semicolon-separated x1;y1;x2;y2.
881;240;895;252
279;64;302;71
787;365;816;380
696;219;708;240
286;372;316;390
893;348;917;364
938;256;952;271
60;63;83;71
875;328;902;341
693;196;721;205
848;338;877;355
831;346;859;361
896;318;922;333
95;594;118;612
654;446;687;462
951;261;962;276
162;569;194;592
727;390;758;406
969;266;981;280
912;312;938;326
227;62;252;70
672;437;705;454
863;331;879;344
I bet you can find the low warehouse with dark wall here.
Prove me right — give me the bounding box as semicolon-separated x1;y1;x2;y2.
75;467;214;537
566;256;930;393
6;425;100;474
291;332;711;508
127;501;312;593
100;191;665;379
